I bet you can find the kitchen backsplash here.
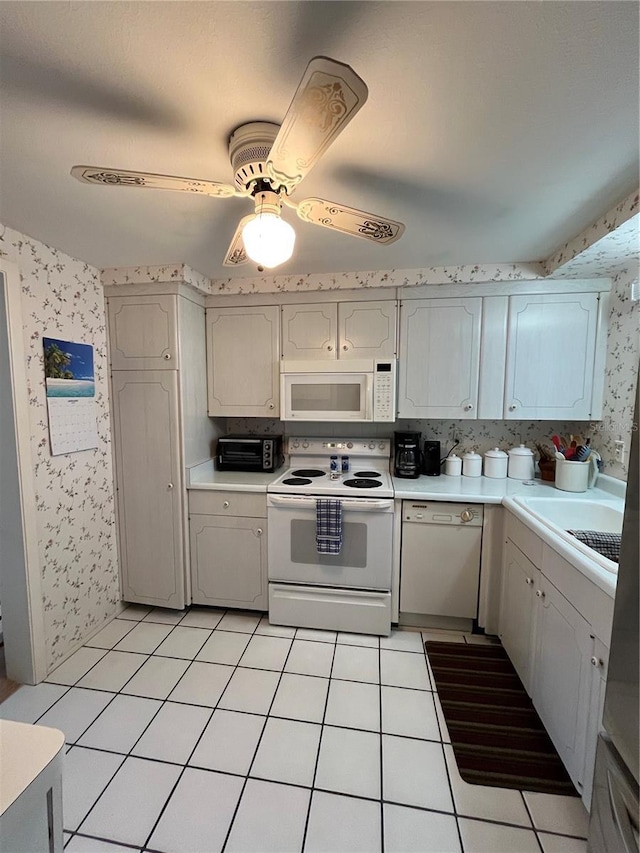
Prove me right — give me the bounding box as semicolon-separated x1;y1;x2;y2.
0;223;120;670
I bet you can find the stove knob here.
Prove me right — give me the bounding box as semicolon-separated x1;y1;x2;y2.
368;442;376;450
291;440;300;449
347;442;353;449
378;442;385;450
302;441;309;449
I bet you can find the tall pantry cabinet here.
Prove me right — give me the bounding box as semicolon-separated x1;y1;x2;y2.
106;283;218;609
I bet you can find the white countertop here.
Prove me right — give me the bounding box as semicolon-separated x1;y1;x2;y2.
392;473;559;503
187;460;282;492
0;720;64;815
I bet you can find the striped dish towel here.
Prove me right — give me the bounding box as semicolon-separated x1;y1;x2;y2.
568;530;621;563
316;499;343;554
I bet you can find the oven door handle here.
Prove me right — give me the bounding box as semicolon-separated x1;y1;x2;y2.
268;495;393;511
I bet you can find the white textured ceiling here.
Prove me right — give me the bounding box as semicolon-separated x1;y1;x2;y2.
0;1;638;279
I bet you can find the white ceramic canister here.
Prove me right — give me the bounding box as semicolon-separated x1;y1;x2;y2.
483;447;508;479
462;451;482;477
444;453;462;476
507;443;535;480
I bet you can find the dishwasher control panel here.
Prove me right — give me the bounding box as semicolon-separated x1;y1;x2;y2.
403;502;483;526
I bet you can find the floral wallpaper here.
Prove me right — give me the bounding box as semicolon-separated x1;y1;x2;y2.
544;189;639;274
0;223;120;670
597;266;639;479
101;263;212;294
547;215;639;279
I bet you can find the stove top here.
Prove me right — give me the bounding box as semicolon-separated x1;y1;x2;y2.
268;437;393;498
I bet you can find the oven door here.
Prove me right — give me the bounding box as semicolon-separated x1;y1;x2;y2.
281;372;372;421
267;494;393;590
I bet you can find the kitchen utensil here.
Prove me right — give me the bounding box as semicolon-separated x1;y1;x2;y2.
551;435;562;452
483;447;508;479
574;444;591;461
462;451;482;477
507;443;535;479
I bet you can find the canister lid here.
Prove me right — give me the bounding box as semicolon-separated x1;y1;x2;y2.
508;443;534;456
484;447;507;458
462;451;482;459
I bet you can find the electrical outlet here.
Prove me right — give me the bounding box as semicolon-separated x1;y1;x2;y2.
614;440;626;462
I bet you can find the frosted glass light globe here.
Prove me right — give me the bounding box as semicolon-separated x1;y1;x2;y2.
242;213;296;269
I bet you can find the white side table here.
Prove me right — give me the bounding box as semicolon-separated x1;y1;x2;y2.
0;720;65;853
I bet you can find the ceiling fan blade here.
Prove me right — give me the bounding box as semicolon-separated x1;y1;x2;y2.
267;56;368;192
293;197;405;245
222;215;252;267
71;166;243;199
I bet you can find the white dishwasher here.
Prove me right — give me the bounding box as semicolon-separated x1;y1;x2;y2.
400;501;483;621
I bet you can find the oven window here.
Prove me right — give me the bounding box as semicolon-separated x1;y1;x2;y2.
290;382;362;413
290;520;367;567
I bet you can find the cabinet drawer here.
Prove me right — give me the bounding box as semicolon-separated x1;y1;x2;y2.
505;512;543;567
188;490;266;518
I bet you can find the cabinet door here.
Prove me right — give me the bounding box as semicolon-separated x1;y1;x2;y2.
190;515;267;610
499;539;538;693
108;295;178;370
207;306;279;416
581;637;609;808
338;301;397;359
398;298;482;418
532;577;593;790
505;293;599;419
281;303;338;360
111;371;185;609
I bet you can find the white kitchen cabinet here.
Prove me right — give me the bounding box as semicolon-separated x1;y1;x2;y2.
189;491;267;610
499;539;539;693
532;574;593;789
106;283;217;610
398;297;482;418
504;292;600;420
281;300;397;361
111;370;186;608
207;305;280;416
108;294;179;370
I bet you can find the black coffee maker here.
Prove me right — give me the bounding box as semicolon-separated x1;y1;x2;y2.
394;432;422;478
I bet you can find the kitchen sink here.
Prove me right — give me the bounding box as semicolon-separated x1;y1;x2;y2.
513;497;623;534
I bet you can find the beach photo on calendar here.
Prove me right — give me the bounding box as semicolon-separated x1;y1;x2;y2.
43;338;95;397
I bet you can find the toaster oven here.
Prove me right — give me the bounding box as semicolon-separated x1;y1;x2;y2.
216;435;284;473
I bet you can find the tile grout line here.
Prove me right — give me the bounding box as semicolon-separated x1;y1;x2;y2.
379;634;385;853
299;632;340;852
218;623;307;853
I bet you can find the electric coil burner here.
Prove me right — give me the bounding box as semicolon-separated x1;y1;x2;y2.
266;437;394;637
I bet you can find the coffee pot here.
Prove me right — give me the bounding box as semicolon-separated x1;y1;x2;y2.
394;432;422;479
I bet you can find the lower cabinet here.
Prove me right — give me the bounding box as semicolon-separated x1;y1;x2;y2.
499;540;538;693
188;491;268;610
500;518;612;807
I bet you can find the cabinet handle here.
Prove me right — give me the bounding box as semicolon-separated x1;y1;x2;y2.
509;404;517;411
167;483;174;490
327;345;333;351
256;528;263;536
464;404;473;411
223;501;230;508
591;656;602;667
163;352;172;360
343;345;348;351
525;577;534;585
535;589;545;598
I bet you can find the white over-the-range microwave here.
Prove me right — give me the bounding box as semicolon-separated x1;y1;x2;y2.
280;358;397;422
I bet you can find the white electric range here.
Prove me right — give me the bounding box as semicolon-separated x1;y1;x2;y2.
267;437;394;636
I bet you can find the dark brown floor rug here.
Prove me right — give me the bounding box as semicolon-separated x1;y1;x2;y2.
425;640;579;796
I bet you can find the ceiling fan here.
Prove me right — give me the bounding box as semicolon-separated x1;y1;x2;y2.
71;56;405;270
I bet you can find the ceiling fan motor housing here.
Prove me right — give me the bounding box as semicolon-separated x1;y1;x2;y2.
228;122;280;191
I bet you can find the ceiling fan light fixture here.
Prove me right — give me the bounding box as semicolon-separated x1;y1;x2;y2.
242;212;296;269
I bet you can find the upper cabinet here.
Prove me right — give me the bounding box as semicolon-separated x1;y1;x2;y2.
504;293;600;420
398;297;482;418
281;301;397;361
207;305;280;417
108;294;179;369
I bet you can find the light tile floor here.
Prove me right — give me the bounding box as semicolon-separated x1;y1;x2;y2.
1;607;590;853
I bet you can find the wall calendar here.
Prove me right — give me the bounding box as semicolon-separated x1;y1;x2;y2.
43;337;98;455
